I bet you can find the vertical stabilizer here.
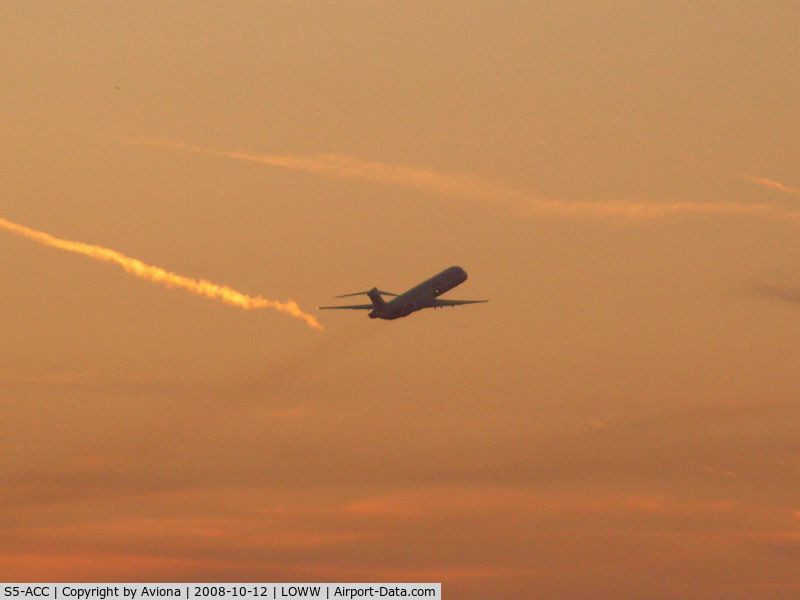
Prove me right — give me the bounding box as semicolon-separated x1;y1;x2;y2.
366;287;387;311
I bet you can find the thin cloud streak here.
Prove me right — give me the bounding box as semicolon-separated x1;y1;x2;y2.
521;198;776;219
128;139;790;222
665;149;800;200
125;139;518;203
743;175;800;197
0;216;322;330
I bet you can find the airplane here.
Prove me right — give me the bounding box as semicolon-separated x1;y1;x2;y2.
319;266;489;320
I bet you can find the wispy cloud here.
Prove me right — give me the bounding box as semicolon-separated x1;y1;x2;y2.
0;216;322;330
126;139;790;222
743;175;800;197
124;139;520;203
521;198;776;219
343;487;739;520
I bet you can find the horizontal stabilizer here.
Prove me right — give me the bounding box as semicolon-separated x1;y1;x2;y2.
334;289;397;298
318;304;373;310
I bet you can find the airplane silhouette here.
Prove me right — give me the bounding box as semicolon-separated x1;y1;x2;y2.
319;266;489;320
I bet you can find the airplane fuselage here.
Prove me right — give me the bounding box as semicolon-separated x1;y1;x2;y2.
368;266;467;320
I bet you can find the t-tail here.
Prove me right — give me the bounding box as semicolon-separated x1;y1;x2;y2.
366;287;387;311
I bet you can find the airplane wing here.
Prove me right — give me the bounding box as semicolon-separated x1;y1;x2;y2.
318;304;373;310
432;299;490;307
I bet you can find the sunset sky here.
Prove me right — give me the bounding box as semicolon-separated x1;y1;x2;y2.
2;2;800;598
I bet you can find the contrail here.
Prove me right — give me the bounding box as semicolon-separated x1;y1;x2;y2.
743;174;800;197
125;139;515;203
127;139;784;222
0;216;323;330
521;197;775;219
667;148;800;199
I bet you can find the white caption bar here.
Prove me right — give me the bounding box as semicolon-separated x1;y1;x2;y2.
0;585;441;600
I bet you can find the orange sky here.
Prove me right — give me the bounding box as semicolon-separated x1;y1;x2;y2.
2;2;800;598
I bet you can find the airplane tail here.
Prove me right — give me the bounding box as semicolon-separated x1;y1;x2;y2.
333;288;396;311
366;287;387;311
335;289;397;298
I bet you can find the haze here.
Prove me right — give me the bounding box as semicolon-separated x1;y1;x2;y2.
2;3;800;598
